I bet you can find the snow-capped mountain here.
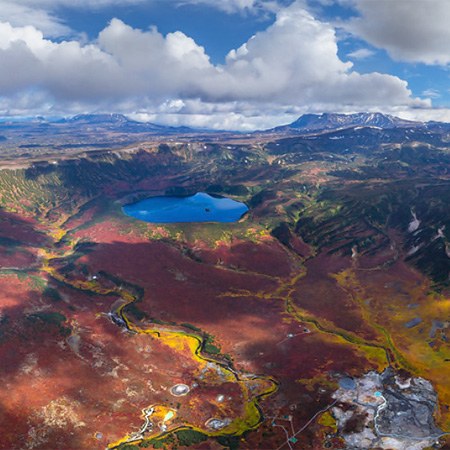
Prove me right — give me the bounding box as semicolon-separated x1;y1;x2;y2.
271;112;423;133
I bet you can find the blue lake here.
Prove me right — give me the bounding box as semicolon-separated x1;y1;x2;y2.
122;192;249;223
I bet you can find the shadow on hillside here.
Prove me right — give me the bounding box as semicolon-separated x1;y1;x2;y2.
0;208;50;247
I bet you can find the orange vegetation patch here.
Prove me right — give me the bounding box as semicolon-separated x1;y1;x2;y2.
342;259;450;431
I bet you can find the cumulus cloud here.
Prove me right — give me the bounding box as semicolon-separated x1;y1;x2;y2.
0;21;124;99
0;1;431;129
193;3;421;108
342;0;450;65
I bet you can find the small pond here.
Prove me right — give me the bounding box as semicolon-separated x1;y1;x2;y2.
122;192;248;223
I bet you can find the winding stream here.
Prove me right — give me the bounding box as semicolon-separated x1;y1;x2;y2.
40;243;278;449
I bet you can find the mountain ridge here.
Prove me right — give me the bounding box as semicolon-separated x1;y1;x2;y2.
270;112;424;133
1;112;448;136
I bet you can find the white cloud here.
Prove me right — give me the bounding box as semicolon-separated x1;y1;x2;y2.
178;0;283;14
0;0;146;37
421;89;441;99
0;21;125;99
342;0;450;65
0;1;433;129
206;3;421;108
390;107;450;124
0;2;69;37
130;101;450;130
0;0;284;37
346;48;374;60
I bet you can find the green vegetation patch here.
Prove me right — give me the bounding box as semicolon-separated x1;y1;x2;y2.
138;429;207;449
175;429;207;446
222;185;249;196
27;311;67;326
139;434;175;449
180;323;201;332
216;435;241;450
203;334;221;354
43;286;62;302
0;315;10;343
124;302;148;321
26;311;71;336
29;275;47;290
0;236;22;248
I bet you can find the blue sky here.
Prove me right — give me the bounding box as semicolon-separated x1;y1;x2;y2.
57;2;275;63
0;0;448;129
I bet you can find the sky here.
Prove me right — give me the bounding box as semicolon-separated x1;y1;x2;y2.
0;0;449;130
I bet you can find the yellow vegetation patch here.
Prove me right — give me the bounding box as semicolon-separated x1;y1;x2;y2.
318;411;337;431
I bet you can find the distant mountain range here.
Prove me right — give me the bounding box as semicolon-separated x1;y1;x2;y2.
0;113;448;149
62;113;137;125
0;113;194;134
269;112;426;133
0;114;199;151
57;113;194;133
